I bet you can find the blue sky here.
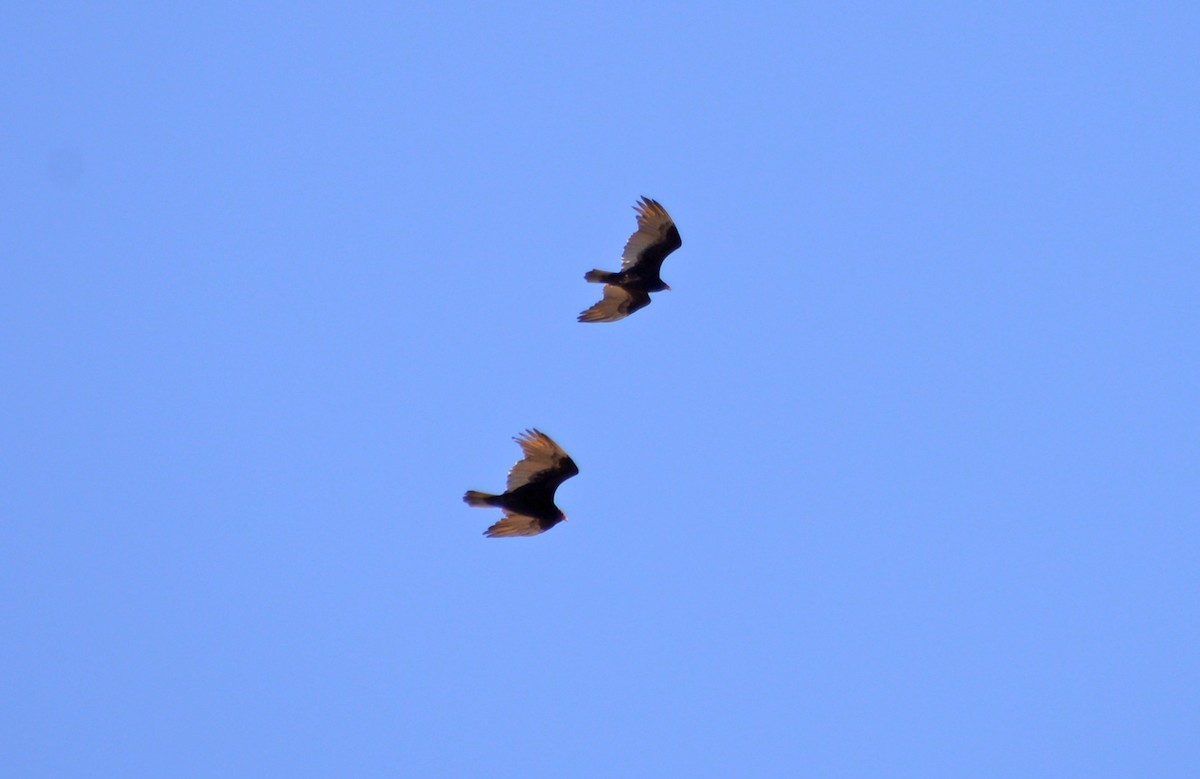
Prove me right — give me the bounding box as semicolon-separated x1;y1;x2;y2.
2;3;1197;776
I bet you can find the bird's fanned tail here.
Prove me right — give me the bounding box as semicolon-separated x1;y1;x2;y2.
584;269;617;284
463;490;498;507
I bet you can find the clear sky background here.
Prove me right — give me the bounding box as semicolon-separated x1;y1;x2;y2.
2;3;1197;777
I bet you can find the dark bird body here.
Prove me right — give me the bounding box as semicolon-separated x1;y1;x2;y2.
463;429;579;537
578;197;682;323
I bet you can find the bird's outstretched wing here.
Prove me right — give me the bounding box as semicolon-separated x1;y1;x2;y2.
577;283;651;323
483;513;556;538
619;197;682;274
505;429;579;492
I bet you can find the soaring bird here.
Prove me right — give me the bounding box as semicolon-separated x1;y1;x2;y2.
463;429;579;537
578;197;682;323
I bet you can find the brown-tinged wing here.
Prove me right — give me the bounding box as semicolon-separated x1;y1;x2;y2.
619;197;682;274
505;429;579;492
577;283;652;323
483;513;555;538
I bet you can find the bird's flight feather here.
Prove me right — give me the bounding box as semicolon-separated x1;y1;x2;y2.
577;284;651;323
620;197;681;272
505;429;579;491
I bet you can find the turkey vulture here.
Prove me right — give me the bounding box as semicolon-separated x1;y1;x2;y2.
463;429;579;537
578;197;682;323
